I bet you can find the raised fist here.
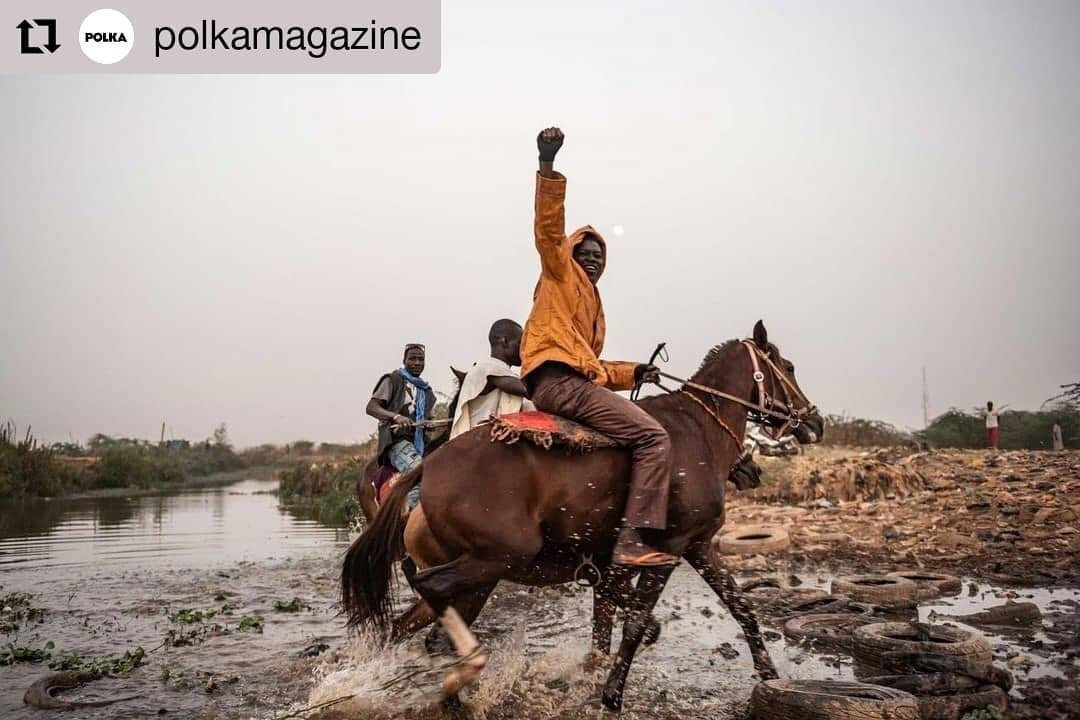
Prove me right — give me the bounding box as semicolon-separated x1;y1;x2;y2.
537;127;564;162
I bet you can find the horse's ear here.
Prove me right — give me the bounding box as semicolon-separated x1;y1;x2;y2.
753;320;768;350
451;367;467;383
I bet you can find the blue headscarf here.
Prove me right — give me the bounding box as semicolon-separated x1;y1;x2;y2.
396;368;431;455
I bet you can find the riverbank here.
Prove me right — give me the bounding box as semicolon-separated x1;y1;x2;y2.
56;465;283;500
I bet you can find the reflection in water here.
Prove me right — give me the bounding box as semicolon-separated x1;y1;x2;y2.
0;477;350;572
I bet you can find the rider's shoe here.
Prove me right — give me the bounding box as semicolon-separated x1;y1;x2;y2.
612;527;678;567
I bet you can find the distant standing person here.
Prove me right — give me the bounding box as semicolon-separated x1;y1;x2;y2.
983;401;1008;449
1052;423;1064;451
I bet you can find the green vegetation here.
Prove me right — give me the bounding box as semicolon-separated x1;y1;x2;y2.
1;640;54;665
917;404;1079;450
272;597;310;613
816;402;1079;451
167;603;237;624
277;458;366;527
49;646;146;674
237;615;264;633
0;422;250;499
0;591;48;634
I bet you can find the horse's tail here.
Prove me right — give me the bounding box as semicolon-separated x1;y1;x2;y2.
341;465;422;631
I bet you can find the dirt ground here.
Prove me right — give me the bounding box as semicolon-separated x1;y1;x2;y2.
724;446;1080;720
731;447;1079;586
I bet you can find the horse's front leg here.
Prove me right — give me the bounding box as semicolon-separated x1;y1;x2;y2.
601;565;675;711
591;576;619;655
592;571;662;655
684;541;778;680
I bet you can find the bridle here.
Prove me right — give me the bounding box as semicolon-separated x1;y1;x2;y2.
650;340;817;447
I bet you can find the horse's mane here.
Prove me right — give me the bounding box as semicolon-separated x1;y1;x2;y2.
691;339;742;380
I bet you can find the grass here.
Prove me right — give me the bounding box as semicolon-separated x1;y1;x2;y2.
0;422;253;500
277;458;367;528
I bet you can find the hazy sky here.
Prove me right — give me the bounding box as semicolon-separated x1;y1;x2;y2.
2;1;1078;447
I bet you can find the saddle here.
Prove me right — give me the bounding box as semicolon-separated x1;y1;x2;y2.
488;411;619;453
373;464;398;504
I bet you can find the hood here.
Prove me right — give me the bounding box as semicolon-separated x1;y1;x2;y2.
568;225;607;260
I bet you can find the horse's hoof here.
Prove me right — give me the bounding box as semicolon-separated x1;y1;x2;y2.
441;693;467;718
642;616;661;646
425;625;454;656
583;649;611;672
601;689;623;712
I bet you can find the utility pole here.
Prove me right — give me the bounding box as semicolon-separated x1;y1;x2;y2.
921;367;930;429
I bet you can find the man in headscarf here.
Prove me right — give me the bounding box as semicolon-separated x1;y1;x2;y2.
520;127;676;567
366;343;436;509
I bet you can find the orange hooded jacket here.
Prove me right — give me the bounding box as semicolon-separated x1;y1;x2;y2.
520;172;638;391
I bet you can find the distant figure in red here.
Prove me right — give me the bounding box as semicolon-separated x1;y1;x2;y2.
984;401;1007;449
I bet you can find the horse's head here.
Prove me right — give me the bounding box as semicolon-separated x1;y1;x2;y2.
746;320;824;445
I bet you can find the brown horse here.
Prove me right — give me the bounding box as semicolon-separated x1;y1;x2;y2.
342;321;823;711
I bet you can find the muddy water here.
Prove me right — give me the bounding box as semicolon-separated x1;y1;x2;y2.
0;477;350;570
1;479;1076;719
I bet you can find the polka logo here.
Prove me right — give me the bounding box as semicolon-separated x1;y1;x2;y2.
79;9;134;64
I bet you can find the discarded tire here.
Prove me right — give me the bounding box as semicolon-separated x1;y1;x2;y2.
861;672;980;695
782;613;875;648
885;571;961;599
831;575;919;609
862;676;1008;720
915;685;1008;720
944;601;1042;628
879;651;1013;691
750;679;920;720
752;588;831;617
852;623;992;674
786;593;852;616
714;525;790;555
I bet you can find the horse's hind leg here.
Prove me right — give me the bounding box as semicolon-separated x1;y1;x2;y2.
684;541;777;680
424;584;497;655
601;566;675;712
412;555;508;697
391;599;436;641
357;460;379;524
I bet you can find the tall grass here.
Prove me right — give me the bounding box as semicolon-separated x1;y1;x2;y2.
277;459;366;527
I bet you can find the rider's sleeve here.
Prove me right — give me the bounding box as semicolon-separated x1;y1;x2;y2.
600;361;638;392
534;172;571;281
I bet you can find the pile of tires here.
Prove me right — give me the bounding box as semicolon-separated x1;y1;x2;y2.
851;622;1009;720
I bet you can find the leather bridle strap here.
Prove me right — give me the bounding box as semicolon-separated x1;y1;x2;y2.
655;341;816;435
679;389;743;449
